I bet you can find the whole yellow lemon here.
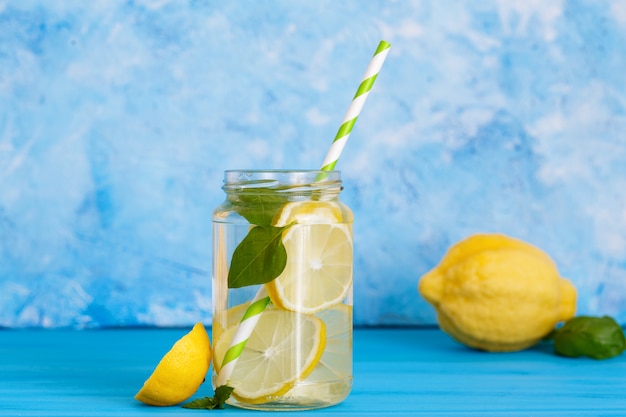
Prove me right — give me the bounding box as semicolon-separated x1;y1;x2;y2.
418;233;577;352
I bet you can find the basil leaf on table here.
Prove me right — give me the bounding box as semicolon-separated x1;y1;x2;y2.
553;316;626;360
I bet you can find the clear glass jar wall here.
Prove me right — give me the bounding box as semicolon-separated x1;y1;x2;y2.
212;170;353;411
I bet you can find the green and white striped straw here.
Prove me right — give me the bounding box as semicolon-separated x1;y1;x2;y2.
320;40;391;171
215;287;270;387
216;40;391;388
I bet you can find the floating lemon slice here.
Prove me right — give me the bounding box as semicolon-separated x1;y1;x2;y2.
284;304;353;403
213;308;326;404
135;323;211;406
266;201;353;314
306;304;352;382
271;200;348;226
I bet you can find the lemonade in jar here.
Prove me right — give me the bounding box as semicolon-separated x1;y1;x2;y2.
212;170;353;411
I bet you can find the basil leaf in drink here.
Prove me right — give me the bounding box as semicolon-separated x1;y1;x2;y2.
228;225;288;288
233;197;282;226
230;188;288;226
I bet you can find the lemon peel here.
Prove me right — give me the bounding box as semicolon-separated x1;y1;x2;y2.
419;233;577;352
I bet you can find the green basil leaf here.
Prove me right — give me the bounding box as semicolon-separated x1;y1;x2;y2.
229;190;287;226
554;316;626;360
182;385;234;409
228;225;288;288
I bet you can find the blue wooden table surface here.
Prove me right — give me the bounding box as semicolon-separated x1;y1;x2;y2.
1;328;625;416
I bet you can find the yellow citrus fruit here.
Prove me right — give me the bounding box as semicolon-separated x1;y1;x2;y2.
266;201;353;314
213;308;326;404
135;322;211;406
418;233;577;352
271;200;352;226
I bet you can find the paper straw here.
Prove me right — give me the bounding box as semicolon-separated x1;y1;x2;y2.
320;40;391;171
215;287;270;387
216;40;391;388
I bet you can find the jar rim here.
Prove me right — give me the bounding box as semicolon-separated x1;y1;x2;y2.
222;170;342;193
224;169;340;175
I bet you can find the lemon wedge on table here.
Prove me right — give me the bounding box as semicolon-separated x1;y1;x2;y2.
419;233;577;352
266;201;353;314
135;322;211;406
212;308;326;404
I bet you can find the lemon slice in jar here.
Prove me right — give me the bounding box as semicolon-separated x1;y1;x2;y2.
285;303;353;403
266;201;353;314
213;308;326;404
305;303;353;382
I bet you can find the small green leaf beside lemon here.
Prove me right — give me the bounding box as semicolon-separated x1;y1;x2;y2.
553;316;626;360
183;385;234;410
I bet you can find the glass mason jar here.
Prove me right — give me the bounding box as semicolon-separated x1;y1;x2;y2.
212;170;353;411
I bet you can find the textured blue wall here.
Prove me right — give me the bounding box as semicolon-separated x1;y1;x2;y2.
1;1;625;328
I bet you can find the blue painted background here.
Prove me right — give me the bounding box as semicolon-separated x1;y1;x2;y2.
1;1;626;328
